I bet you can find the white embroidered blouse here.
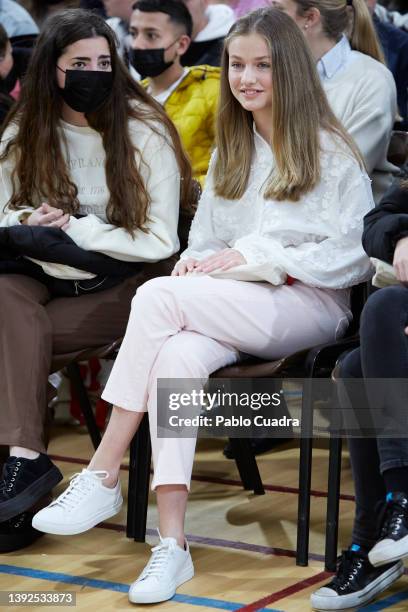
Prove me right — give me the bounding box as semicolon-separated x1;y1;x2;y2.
181;128;373;289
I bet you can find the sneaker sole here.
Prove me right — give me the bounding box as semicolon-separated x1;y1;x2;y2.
369;535;408;567
32;498;123;535
311;560;404;611
0;466;63;522
128;560;194;604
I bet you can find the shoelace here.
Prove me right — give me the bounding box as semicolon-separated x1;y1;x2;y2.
330;550;364;591
380;500;408;538
140;539;178;580
49;470;109;512
0;458;22;494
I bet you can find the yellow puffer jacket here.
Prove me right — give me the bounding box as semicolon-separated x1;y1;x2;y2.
142;65;220;186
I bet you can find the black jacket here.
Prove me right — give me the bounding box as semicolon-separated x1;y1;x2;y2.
0;225;142;296
363;181;408;263
181;38;224;67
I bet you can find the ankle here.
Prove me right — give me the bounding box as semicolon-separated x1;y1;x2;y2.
160;530;185;549
102;474;119;489
87;463;119;488
383;467;408;494
9;447;40;460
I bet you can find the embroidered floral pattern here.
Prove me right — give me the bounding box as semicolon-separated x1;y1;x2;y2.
183;130;373;288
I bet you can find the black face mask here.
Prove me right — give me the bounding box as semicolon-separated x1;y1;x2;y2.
57;67;113;113
130;47;175;78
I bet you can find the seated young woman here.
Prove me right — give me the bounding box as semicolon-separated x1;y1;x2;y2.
270;0;397;204
0;8;192;542
33;7;373;605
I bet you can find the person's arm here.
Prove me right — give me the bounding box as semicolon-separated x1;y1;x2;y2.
232;156;374;289
65;128;180;262
2;3;39;37
0;126;34;226
337;68;397;174
362;183;408;263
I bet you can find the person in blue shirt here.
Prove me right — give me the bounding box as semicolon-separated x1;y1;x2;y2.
0;0;39;38
370;0;408;128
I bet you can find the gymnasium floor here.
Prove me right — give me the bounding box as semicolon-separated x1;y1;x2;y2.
1;423;407;612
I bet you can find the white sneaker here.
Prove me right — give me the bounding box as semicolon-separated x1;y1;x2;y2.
32;469;122;535
128;531;194;604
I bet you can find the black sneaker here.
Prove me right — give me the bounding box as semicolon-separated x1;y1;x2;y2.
0;511;44;553
369;492;408;567
0;454;62;522
310;548;404;611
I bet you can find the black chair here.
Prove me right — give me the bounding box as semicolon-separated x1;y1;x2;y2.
123;282;368;570
66;198;368;570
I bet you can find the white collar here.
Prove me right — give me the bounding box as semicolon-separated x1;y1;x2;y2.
317;35;351;80
253;123;273;159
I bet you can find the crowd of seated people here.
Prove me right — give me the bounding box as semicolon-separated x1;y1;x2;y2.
0;2;407;611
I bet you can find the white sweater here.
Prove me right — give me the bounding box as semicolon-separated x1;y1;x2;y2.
319;41;397;203
0;114;181;278
181;128;373;290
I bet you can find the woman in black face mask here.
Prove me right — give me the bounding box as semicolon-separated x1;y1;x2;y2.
0;8;194;553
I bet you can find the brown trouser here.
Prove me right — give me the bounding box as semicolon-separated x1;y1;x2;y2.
0;259;175;453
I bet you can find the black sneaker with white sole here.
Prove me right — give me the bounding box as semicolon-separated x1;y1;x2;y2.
310;548;404;611
0;455;63;522
369;492;408;567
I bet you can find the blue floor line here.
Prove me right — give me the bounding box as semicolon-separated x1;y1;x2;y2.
358;588;408;611
0;564;280;611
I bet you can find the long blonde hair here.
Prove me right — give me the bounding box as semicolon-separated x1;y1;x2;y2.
293;0;385;63
214;7;363;202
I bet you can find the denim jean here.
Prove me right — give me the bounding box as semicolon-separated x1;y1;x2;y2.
340;285;408;548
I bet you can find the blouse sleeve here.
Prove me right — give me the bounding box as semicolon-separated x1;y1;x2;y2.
232;155;374;289
0;125;35;227
65;127;180;262
180;150;228;261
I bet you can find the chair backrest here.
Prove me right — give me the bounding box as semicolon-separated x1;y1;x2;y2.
387;130;408;167
177;178;200;252
347;281;370;336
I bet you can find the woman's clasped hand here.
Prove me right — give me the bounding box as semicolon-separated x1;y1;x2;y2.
24;203;70;229
172;248;247;275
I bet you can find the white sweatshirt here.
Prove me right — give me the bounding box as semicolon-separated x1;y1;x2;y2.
318;37;397;203
181;128;373;290
0;113;181;277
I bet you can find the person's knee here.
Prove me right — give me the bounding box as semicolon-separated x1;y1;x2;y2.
0;276;48;329
360;286;408;338
0;276;28;308
131;276;175;311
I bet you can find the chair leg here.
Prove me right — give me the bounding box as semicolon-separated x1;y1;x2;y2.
126;413;152;542
230;438;265;495
66;362;101;450
325;436;342;571
296;379;314;567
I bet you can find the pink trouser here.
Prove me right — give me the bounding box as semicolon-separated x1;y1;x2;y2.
102;275;350;490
